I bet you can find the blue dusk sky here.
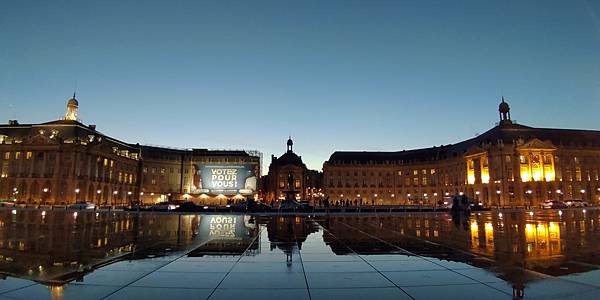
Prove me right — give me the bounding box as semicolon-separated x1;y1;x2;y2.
1;0;600;172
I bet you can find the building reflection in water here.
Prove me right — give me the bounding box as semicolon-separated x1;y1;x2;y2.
1;209;600;299
319;209;600;298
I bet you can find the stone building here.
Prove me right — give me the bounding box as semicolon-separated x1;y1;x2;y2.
0;96;260;205
323;98;600;207
262;138;322;203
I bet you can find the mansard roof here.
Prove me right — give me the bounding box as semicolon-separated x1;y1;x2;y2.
326;122;600;165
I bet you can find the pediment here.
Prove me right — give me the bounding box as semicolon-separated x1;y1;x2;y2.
517;138;556;151
25;134;57;145
464;146;487;158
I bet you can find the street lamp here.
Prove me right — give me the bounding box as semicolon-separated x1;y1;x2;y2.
113;191;118;206
526;189;533;208
42;188;49;204
496;190;501;207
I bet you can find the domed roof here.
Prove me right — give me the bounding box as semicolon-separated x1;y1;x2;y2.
67;92;78;107
499;97;510;113
274;151;305;167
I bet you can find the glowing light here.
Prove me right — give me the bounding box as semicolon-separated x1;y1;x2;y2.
583;209;587;214
498;212;503;218
470;221;478;231
485;222;493;231
75;188;80;193
41;211;46;216
203;206;209;209
558;210;563;216
73;212;78;218
467;173;475;185
11;209;16;215
520;169;531;182
529;211;534;216
481;170;490;184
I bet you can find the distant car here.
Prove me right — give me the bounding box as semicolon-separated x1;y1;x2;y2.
69;202;96;210
565;199;588;207
150;201;180;211
0;200;16;207
542;200;567;209
174;201;202;212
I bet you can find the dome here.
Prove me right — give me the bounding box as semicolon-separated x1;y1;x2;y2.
274;151;305;167
67;97;78;107
498;97;510;113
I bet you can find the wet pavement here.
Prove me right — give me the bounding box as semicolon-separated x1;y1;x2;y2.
0;208;599;299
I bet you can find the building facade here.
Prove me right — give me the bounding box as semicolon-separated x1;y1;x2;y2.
323;99;600;207
262;138;322;203
0;96;260;205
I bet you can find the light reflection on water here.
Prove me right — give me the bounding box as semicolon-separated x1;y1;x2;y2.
0;208;599;298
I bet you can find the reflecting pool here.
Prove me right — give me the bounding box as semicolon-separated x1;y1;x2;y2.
0;208;599;299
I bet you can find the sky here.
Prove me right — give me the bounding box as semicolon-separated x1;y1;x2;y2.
1;0;600;172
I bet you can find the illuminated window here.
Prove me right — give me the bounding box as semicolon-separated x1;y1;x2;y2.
575;167;582;182
430;169;436;174
422;177;427;185
481;157;490;184
422;169;426;175
104;158;108;166
143;167;148;173
26;152;32;159
519;155;528;164
467;159;475;184
14;152;20;159
413;170;418;175
3;152;10;160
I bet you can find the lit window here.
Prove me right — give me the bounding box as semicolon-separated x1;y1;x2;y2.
14;152;20;159
26;152;32;159
3;152;10;160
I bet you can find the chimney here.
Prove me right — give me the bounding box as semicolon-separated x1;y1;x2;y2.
89;125;96;131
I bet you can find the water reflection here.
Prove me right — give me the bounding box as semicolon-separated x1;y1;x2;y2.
0;208;599;299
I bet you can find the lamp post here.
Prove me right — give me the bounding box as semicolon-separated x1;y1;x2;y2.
12;187;18;203
496;190;501;207
526;189;533;208
74;188;80;203
112;191;118;207
97;189;102;206
127;191;132;206
43;188;49;204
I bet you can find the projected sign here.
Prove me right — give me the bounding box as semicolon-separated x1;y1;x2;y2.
192;164;258;195
198;215;255;240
